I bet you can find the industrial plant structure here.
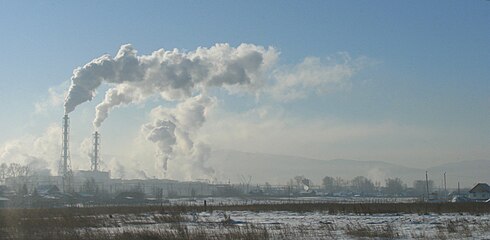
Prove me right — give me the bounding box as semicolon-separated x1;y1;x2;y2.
59;114;73;193
91;131;100;172
1;114;215;206
57;115;113;194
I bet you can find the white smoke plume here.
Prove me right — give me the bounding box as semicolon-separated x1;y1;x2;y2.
189;143;215;176
142;95;215;175
107;157;126;179
0;125;61;174
270;53;368;101
93;84;143;129
78;137;93;169
35;82;67;114
143;119;177;170
64;43;277;118
62;43;367;177
63;43;275;177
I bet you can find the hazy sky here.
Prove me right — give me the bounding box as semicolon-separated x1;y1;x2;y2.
0;1;488;179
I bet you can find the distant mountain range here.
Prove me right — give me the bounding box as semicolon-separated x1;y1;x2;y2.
208;149;489;188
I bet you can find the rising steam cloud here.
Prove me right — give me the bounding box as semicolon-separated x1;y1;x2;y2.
65;43;277;119
143;95;215;172
63;43;365;177
64;43;276;176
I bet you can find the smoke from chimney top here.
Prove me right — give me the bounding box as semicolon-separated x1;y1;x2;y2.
63;43;277;176
64;43;277;117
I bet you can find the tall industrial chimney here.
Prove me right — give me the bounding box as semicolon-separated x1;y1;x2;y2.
91;131;100;172
59;114;73;192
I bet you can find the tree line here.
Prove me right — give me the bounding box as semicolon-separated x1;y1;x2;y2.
287;175;434;196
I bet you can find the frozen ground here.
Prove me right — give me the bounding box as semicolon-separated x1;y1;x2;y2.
96;210;490;239
3;201;489;239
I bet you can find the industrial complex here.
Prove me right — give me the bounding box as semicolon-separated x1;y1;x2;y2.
1;114;217;208
0;114;488;208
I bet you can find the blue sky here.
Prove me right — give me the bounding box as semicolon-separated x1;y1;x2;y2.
0;1;488;175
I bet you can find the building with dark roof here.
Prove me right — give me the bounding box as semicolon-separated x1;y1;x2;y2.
468;183;490;201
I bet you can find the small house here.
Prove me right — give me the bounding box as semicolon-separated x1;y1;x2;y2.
468;183;490;201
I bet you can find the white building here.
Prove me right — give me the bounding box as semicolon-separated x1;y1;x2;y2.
468;183;490;201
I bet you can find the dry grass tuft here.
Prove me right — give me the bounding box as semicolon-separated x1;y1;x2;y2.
344;222;398;238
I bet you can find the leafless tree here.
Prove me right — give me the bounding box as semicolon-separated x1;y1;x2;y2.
385;178;405;195
352;176;375;194
322;176;335;192
0;163;7;182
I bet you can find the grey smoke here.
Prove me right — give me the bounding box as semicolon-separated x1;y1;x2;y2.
65;45;144;114
143;119;177;170
64;54;116;114
93;84;143;128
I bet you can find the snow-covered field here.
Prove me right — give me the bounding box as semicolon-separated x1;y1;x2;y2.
96;210;490;239
3;200;489;239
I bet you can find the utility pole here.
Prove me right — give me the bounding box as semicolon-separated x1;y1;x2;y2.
458;182;460;196
444;172;447;202
425;171;430;202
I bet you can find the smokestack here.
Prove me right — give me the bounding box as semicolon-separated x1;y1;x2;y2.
91;131;100;172
63;43;277;174
59;114;73;192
